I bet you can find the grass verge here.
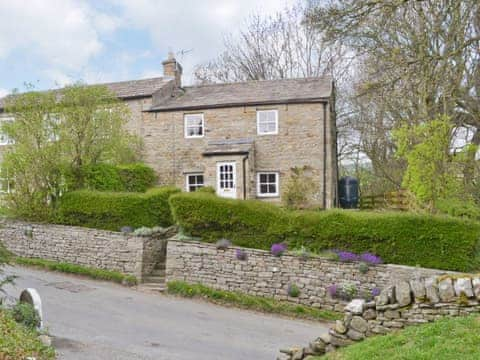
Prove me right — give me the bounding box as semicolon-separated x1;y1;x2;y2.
0;309;55;360
167;280;341;322
14;257;137;286
323;314;480;360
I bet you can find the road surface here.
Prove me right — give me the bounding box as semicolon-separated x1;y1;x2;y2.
3;266;329;360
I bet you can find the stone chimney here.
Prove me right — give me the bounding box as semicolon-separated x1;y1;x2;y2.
162;52;183;88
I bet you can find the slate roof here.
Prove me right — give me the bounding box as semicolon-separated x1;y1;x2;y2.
203;138;254;156
0;77;171;110
149;77;333;112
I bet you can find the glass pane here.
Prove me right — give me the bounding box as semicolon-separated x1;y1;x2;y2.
260;174;267;183
197;175;204;185
268;174;276;183
268;184;276;193
197;126;203;135
260;184;268;193
267;122;276;132
189;186;196;192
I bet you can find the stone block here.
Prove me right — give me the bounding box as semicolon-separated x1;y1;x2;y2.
438;278;455;302
425;277;440;303
395;281;412;307
345;299;365;314
454;278;474;298
349;316;368;333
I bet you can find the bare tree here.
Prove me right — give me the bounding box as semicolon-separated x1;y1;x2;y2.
195;2;357;164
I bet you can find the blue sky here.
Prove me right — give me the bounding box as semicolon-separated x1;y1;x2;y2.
0;0;291;97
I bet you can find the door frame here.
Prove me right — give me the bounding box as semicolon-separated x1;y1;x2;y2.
216;161;237;199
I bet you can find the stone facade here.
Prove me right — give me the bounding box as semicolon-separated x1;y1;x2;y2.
142;102;337;207
166;240;455;312
279;275;480;359
0;219;170;281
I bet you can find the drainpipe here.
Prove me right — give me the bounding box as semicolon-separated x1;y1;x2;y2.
322;102;327;209
242;156;248;200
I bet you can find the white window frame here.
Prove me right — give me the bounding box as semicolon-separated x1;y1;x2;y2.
186;173;204;192
0;116;15;146
184;113;205;138
257;172;279;197
0;168;12;194
256;109;278;135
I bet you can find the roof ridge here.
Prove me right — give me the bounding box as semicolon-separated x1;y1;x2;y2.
184;76;333;90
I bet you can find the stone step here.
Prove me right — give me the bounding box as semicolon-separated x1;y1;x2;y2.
143;275;165;283
138;283;166;292
150;269;166;276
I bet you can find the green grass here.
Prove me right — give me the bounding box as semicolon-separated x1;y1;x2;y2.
15;257;137;286
323;314;480;360
167;280;341;322
0;309;55;359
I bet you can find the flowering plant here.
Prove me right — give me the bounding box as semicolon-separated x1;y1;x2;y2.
271;243;287;257
235;249;248;261
336;251;360;262
360;252;383;265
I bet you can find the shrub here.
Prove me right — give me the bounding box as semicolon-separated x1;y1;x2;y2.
57;187;180;231
216;238;232;250
80;163;124;192
196;186;216;195
288;284;300;298
116;163;157;192
169;192;480;272
358;262;369;274
11;302;40;330
68;163;157;193
0;310;54;359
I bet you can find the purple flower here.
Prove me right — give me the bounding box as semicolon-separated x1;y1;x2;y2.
360;252;383;265
235;249;248;261
337;251;360;262
371;287;381;297
327;284;337;297
271;243;287;257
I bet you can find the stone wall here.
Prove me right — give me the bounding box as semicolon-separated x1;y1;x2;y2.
0;219;169;281
166;240;455;311
279;275;480;359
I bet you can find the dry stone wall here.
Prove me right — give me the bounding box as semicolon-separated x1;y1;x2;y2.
0;219;169;281
279;275;480;359
166;240;456;311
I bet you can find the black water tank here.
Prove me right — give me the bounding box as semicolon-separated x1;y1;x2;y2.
339;176;359;209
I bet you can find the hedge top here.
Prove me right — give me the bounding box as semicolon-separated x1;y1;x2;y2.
169;192;480;272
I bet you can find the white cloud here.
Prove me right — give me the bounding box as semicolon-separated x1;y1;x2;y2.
0;1;117;73
113;0;291;83
0;89;9;98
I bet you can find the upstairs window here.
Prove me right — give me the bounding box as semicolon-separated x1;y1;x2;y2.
186;174;204;192
257;110;278;135
184;114;204;138
0;117;14;146
257;172;279;197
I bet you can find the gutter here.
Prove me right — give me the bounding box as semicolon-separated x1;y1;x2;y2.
144;97;330;113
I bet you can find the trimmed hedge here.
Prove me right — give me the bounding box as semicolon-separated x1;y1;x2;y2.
57;187;180;231
75;163;157;192
169;193;480;272
116;163;157;192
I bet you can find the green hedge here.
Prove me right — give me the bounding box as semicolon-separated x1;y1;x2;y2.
76;163;157;192
169;193;480;272
57;187;179;231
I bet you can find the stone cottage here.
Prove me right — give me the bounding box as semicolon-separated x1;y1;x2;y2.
0;53;338;208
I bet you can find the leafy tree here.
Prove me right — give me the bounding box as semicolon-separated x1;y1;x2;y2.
2;84;141;220
309;0;480;193
393;115;470;210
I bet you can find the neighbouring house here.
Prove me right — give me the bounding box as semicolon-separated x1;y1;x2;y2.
0;53;338;208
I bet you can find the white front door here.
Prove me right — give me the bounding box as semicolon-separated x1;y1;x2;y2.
217;162;237;199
